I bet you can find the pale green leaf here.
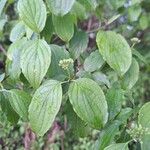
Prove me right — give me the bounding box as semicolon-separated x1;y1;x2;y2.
6;38;27;80
138;102;150;128
0;73;5;82
84;50;104;72
104;143;129;150
68;78;108;129
0;0;7;15
141;134;150;150
10;22;26;42
29;80;62;136
96;31;132;75
46;0;75;16
128;5;142;22
139;14;149;30
69;31;88;59
8;89;31;121
121;58;139;90
21;39;51;88
92;72;110;88
18;0;47;32
52;14;74;42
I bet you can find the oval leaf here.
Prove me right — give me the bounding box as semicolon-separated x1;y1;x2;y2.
96;31;132;75
21;39;51;88
6;38;27;80
10;22;26;42
52;14;74;42
138;102;150;128
84;50;104;72
46;0;75;16
18;0;47;32
69;31;89;59
95;121;121;150
104;143;129;150
68;78;108;129
121;58;139;90
29;80;62;136
8;89;31;121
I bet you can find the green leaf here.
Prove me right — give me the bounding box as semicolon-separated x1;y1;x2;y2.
8;89;31;121
96;31;132;75
29;80;62;136
139;14;149;30
84;50;105;72
71;1;87;20
47;44;72;81
6;38;27;80
128;5;142;22
0;91;19;124
52;14;74;42
0;0;7;15
68;78;108;129
0;73;5;82
107;0;125;9
69;31;89;59
10;22;26;42
66;102;90;138
18;0;47;32
104;143;129;150
92;72;110;88
116;108;133;124
41;15;54;43
95;121;121;150
46;0;75;16
121;58;139;90
138;102;150;128
106;85;125;120
21;39;51;88
141;134;150;150
132;49;147;64
78;0;99;10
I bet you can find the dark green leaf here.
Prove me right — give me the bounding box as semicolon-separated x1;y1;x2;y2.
52;14;74;42
0;91;19;124
8;89;31;121
47;44;72;81
69;31;88;59
106;85;125;120
95;120;121;150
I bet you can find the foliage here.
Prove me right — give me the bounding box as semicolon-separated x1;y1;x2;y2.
0;0;150;149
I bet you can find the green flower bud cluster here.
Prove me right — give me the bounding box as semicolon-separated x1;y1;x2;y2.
59;58;74;70
131;37;141;44
128;124;150;141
